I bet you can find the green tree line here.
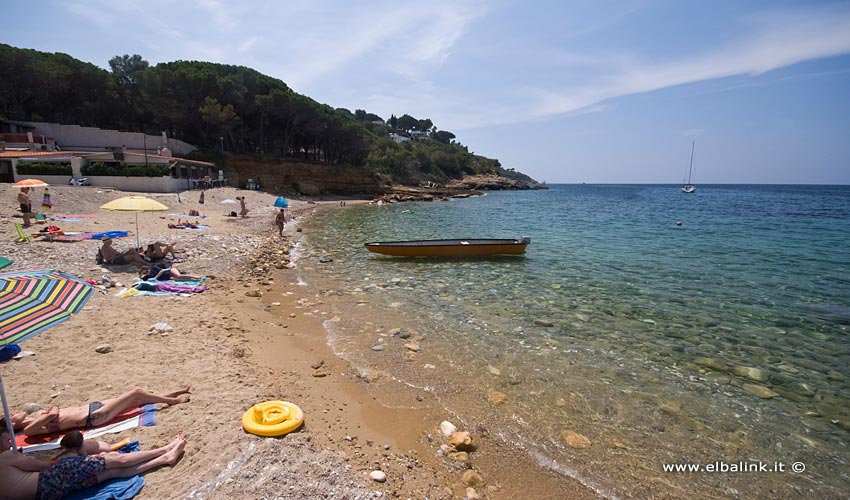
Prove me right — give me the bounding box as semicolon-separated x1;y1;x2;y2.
0;44;536;185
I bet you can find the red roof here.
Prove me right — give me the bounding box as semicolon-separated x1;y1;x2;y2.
0;150;69;158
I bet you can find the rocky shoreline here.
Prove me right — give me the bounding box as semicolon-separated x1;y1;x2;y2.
370;175;547;204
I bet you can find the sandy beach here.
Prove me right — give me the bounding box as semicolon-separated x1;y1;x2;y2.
1;184;597;500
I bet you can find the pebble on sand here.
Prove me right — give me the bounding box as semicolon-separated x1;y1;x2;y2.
369;470;387;483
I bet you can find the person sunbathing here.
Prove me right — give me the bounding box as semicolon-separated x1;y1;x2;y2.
0;429;186;500
144;241;179;260
10;387;191;437
99;236;149;266
53;430;133;460
168;220;199;229
138;264;202;281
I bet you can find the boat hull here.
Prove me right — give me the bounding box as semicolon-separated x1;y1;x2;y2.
365;238;529;257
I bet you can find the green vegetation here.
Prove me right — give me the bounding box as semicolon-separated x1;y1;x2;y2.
15;162;72;175
0;43;537;186
82;162;169;177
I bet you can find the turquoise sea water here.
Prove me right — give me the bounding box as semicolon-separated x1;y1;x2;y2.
293;184;850;499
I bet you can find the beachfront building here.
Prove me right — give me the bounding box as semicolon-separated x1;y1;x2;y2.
0;119;217;191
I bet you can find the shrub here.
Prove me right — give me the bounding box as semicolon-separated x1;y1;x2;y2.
16;162;72;175
82;162;169;177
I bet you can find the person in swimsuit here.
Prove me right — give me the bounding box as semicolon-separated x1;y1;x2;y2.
99;236;148;266
10;387;191;437
144;241;179;260
0;429;186;500
275;208;286;236
138;264;202;281
17;187;33;227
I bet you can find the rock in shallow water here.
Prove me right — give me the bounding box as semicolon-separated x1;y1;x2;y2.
487;389;507;406
562;430;592;449
742;384;779;399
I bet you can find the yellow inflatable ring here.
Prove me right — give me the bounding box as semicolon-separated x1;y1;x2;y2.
242;400;304;437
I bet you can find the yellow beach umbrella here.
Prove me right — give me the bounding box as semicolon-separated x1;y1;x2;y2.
13;179;49;188
100;196;169;248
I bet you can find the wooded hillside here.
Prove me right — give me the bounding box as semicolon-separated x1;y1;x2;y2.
0;44;538;187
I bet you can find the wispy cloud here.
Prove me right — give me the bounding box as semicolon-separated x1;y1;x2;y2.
517;4;850;125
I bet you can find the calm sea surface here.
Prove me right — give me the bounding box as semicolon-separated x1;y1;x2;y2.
292;184;850;499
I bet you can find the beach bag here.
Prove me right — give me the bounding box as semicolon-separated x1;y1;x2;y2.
0;344;21;362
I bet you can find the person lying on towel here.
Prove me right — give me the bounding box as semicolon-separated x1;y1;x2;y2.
10;387;190;437
132;282;208;294
138;264;202;282
0;429;186;500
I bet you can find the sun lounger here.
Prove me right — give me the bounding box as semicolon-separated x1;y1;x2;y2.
14;222;32;243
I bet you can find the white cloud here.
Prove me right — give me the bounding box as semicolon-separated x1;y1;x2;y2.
517;4;850;124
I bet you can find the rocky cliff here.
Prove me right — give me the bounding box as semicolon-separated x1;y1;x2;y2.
222;156;385;196
222;158;542;200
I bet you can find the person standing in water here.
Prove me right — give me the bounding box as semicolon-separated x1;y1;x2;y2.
275;208;287;236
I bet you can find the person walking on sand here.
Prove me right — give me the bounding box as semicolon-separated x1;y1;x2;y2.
17;188;32;227
239;196;249;217
10;386;191;437
275;208;286;236
0;429;186;500
198;190;205;205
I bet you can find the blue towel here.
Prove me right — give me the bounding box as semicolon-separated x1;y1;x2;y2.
91;231;129;240
64;442;144;500
63;476;145;500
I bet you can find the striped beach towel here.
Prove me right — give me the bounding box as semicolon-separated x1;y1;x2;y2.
17;403;157;453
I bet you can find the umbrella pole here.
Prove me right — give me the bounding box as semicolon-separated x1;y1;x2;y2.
0;371;20;451
136;212;140;249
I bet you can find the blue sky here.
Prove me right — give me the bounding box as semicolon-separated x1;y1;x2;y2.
4;0;850;184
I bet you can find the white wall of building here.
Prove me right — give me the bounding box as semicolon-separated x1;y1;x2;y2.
13;121;196;155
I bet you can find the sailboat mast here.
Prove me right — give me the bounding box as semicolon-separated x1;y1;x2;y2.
688;141;695;184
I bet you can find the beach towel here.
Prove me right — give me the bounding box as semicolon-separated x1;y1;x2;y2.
65;441;145;500
65;474;144;500
18;404;157;453
49;217;84;222
92;231;130;240
117;279;207;298
168;225;208;230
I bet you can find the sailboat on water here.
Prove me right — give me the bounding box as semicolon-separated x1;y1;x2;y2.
682;141;696;193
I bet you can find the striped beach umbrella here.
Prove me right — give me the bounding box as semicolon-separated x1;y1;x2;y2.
0;270;93;450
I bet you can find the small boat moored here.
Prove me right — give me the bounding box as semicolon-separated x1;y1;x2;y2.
365;237;530;257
